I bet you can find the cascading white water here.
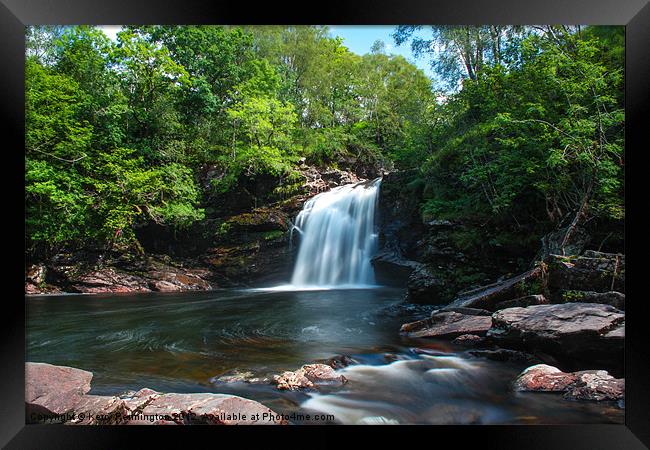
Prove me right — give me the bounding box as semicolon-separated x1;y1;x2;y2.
290;178;381;288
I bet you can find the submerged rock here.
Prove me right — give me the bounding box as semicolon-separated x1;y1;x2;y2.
320;354;358;370
468;349;540;364
274;364;347;391
210;369;271;385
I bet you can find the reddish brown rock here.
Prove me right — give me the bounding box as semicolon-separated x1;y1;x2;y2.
25;264;63;295
565;371;625;401
26;362;286;425
513;364;624;403
25;283;43;295
513;364;578;392
452;334;484;346
274;369;313;390
148;271;211;292
26;362;93;417
26;264;47;288
274;363;346;391
71;395;127;425
131;392;286;425
71;268;151;293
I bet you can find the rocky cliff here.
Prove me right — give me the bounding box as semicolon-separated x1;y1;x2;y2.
25;165;367;294
372;170;534;304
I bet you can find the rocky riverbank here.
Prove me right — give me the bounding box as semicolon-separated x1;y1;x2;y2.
26;362;287;425
399;250;625;405
25;165;367;295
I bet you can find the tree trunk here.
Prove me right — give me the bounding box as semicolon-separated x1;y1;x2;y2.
559;182;593;255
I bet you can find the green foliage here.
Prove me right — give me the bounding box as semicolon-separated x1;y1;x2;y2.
412;26;624;250
25;24;624;260
562;290;587;302
262;230;285;241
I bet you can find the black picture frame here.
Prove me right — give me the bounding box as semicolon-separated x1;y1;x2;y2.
3;0;648;447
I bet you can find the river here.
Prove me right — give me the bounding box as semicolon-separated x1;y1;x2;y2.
26;288;623;424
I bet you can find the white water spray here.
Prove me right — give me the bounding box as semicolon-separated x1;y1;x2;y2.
289;178;382;288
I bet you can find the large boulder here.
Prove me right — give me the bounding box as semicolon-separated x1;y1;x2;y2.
513;364;578;392
25;362;286;425
565;370;625;401
406;265;446;304
400;311;492;339
71;395;129;424
202;239;293;286
488;303;624;369
131;392;286;425
546;252;624;295
26;362;93;417
371;251;422;286
202;205;296;286
513;364;624;402
536;226;590;261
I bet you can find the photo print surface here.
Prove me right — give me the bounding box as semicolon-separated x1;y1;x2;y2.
25;25;625;425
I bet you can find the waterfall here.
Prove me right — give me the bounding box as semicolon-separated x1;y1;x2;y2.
290;178;381;288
